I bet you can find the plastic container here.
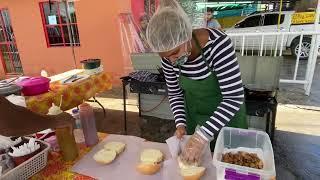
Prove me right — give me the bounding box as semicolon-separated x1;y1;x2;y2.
10;148;42;166
72;109;85;144
213;127;276;180
79;103;98;146
17;77;50;96
72;109;82;129
1;138;50;180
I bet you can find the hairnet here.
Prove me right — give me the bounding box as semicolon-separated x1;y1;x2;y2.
146;0;192;52
159;0;182;10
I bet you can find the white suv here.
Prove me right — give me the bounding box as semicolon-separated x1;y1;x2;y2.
226;11;319;59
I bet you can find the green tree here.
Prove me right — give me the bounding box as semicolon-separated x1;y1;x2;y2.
179;0;206;28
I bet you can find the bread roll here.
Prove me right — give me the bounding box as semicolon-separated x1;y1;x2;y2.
104;141;126;155
136;149;164;175
140;149;163;163
93;149;117;164
178;156;199;169
180;166;205;180
136;162;162;175
178;156;205;180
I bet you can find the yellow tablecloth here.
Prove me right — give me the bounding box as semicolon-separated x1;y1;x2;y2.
26;72;112;114
31;133;107;180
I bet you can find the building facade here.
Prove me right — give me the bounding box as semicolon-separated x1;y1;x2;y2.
0;0;131;85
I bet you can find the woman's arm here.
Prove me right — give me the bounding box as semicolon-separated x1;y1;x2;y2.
161;59;187;128
0;96;74;137
198;31;244;141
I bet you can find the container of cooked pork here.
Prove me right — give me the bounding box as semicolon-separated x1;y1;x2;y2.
213;127;276;180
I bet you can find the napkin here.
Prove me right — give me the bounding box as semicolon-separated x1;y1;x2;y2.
0;136;22;149
8;138;40;157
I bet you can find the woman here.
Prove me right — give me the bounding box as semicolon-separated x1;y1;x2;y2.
146;0;247;164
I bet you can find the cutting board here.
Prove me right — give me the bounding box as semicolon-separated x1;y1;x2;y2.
71;134;172;180
72;134;216;180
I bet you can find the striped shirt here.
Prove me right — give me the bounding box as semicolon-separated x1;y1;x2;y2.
161;28;244;140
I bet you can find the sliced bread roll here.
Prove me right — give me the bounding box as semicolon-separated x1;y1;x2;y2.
136;149;164;175
178;156;206;180
178;156;199;169
93;149;117;164
104;141;126;155
180;166;206;180
136;162;162;175
140;149;164;163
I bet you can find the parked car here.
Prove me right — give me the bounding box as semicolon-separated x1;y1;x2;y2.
226;11;320;59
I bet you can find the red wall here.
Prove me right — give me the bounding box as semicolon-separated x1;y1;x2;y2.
131;0;145;25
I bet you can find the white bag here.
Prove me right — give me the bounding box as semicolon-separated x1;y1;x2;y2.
5;95;26;107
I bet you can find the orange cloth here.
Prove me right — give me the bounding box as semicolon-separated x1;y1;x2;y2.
25;73;112;114
31;133;107;180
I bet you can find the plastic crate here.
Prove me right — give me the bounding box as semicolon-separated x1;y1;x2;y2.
213;127;276;180
1;139;50;180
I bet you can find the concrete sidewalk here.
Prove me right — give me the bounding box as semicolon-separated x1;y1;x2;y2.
274;105;320;180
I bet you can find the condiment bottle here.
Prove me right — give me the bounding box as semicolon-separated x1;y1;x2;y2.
72;109;85;144
47;103;78;161
55;127;79;161
79;103;98;146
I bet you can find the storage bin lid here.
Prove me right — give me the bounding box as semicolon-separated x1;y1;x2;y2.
18;77;50;87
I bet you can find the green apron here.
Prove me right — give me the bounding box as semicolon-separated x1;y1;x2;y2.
178;34;248;151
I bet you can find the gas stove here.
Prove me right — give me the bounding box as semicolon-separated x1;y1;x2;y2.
244;86;278;142
122;72;167;96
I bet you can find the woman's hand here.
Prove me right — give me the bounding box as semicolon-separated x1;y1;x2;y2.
181;132;207;165
175;125;186;139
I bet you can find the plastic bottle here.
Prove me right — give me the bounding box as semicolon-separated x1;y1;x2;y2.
79;103;98;146
40;70;48;77
55;127;79;161
72;109;85;144
72;109;81;129
47;103;78;161
47;103;63;115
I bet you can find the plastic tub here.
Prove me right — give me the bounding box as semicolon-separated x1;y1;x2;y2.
1;139;50;180
17;77;50;96
213;127;276;180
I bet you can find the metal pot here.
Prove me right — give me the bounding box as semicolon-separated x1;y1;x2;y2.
80;59;101;70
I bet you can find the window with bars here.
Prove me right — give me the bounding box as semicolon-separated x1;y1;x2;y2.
0;9;23;74
39;1;80;47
